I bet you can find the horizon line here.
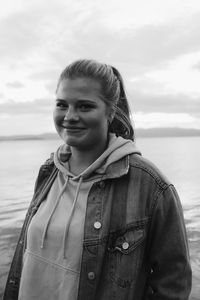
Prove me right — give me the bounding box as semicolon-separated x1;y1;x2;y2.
0;127;200;140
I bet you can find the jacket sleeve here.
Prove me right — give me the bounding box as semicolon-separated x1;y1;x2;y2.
3;159;56;300
146;185;192;300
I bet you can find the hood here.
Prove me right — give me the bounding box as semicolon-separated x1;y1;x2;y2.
54;133;141;180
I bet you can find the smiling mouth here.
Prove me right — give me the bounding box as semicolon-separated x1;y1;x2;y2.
62;126;86;132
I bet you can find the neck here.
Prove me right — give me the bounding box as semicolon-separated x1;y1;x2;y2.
69;142;108;175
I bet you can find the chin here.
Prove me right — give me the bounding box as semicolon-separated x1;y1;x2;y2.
62;136;80;147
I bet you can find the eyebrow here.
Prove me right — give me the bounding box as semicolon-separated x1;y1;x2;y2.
55;98;97;103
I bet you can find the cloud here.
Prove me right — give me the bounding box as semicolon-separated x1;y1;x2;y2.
192;61;200;70
2;1;200;76
0;113;54;136
6;81;24;88
133;111;200;129
28;68;61;94
53;12;200;61
0;98;54;115
0;1;95;64
1;0;200;133
129;90;200;116
0;12;42;62
1;90;200;126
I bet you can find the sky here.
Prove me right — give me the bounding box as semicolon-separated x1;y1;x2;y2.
1;0;200;136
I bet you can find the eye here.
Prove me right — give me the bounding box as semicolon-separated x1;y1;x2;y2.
79;103;95;111
55;101;68;109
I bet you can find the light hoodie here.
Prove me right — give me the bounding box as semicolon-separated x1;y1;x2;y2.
18;134;140;300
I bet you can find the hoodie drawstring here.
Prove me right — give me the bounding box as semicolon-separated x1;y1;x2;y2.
41;177;69;249
62;176;83;259
40;175;83;260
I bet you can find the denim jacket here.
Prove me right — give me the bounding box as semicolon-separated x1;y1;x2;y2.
3;153;192;300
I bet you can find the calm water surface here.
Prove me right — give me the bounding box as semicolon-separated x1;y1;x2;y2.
0;137;199;299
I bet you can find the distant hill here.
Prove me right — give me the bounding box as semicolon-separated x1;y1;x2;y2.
0;133;59;141
0;128;200;141
135;127;200;138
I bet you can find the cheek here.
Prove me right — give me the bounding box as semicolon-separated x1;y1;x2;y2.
53;110;63;125
87;106;109;127
89;116;108;132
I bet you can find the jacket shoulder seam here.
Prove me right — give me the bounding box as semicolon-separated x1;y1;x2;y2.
150;183;175;216
129;160;170;190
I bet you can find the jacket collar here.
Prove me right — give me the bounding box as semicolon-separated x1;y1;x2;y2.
102;155;130;180
42;153;131;180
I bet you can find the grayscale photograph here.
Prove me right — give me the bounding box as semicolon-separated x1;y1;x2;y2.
0;0;199;299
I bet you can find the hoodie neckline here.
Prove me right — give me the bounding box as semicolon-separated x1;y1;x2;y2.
54;133;141;181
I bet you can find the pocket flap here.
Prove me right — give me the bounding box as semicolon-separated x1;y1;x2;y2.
108;222;147;254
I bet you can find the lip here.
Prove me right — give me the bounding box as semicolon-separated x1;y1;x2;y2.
62;126;86;129
62;126;87;132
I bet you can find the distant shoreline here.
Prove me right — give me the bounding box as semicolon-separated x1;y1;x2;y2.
0;128;200;141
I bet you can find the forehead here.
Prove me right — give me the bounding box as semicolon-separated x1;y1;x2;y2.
57;77;102;97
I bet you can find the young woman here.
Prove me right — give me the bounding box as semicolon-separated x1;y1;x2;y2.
4;59;191;300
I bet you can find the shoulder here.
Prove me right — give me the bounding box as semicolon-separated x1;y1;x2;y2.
36;152;55;182
128;153;171;190
33;152;57;194
36;153;55;173
42;152;55;166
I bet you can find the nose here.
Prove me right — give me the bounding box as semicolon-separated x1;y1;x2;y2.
64;106;79;121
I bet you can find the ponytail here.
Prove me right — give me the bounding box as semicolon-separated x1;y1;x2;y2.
109;66;134;141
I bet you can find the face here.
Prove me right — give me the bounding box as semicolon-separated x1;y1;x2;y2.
54;77;110;151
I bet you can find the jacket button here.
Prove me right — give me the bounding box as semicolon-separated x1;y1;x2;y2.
88;272;95;280
94;221;102;229
9;279;15;284
122;242;129;250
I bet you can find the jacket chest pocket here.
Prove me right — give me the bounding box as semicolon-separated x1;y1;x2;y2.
107;220;148;288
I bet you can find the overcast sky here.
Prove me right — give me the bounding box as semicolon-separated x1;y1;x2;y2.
1;0;200;135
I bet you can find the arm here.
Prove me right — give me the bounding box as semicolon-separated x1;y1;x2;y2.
147;185;192;300
3;158;56;300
